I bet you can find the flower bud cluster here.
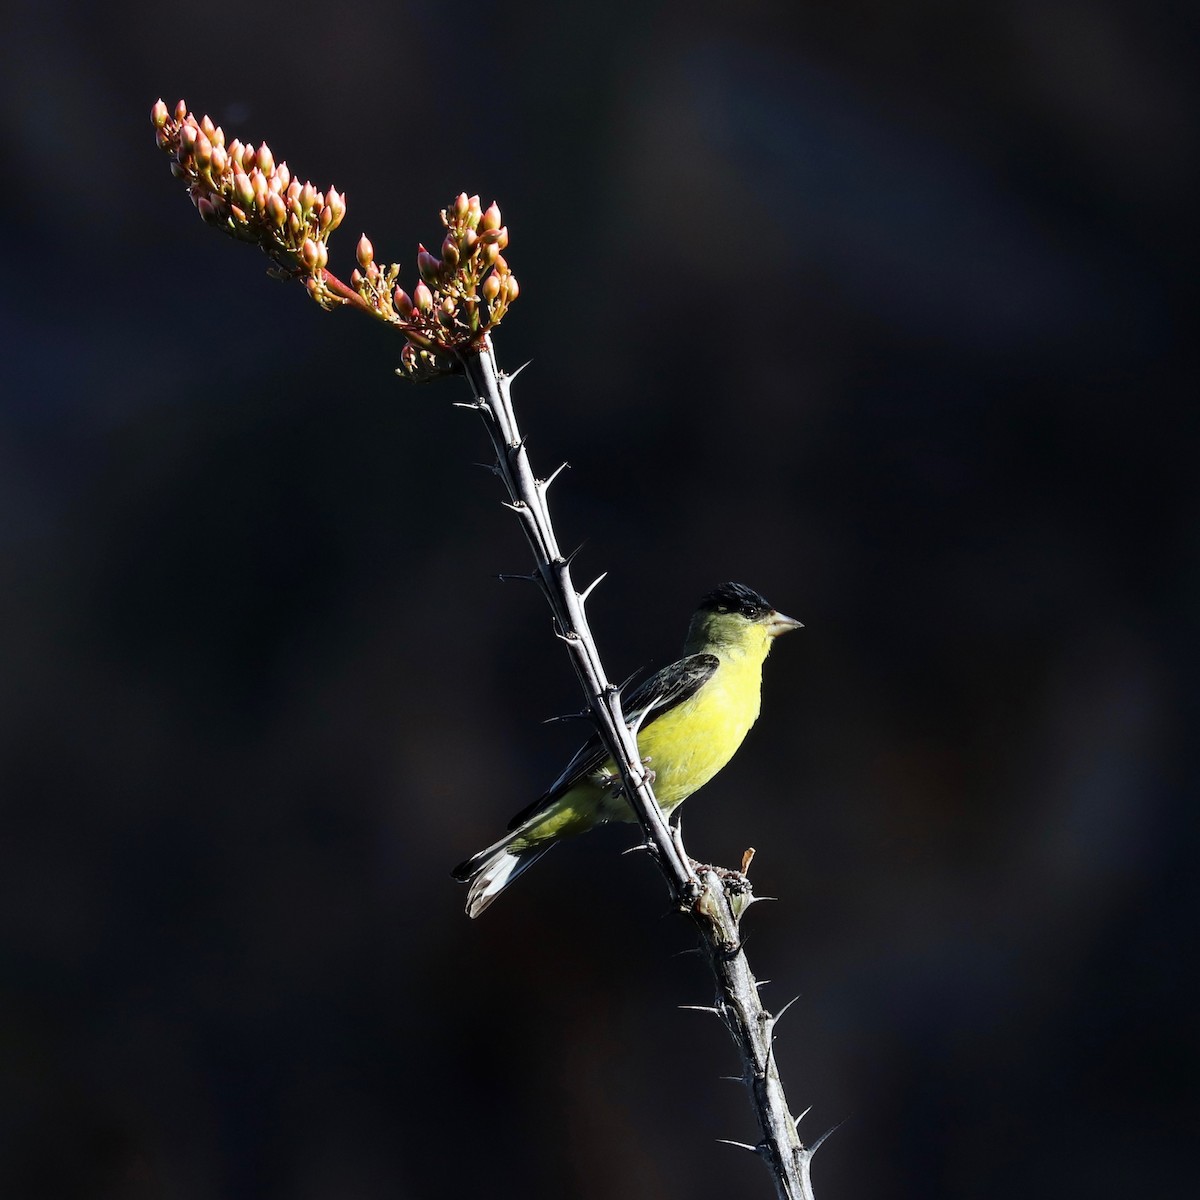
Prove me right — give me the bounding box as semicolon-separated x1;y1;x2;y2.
152;102;520;378
152;98;346;302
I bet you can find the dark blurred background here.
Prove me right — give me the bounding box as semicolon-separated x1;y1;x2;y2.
1;0;1195;1196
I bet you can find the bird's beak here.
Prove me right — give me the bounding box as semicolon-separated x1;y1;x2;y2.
766;610;804;637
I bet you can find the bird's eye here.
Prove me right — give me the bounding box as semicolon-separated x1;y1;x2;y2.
741;605;757;618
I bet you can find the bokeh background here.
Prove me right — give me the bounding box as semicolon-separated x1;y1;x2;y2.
1;0;1194;1196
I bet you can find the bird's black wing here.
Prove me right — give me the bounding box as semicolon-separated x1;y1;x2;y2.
505;652;720;831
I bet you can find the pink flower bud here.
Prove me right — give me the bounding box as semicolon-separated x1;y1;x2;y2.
209;144;227;176
441;234;460;268
275;162;291;189
505;275;519;302
417;248;441;283
301;238;319;268
356;234;374;269
393;287;413;317
174;99;188;122
454;192;470;217
196;196;219;223
414;282;433;312
482;274;501;302
155;127;171;149
193;131;213;168
461;228;478;253
351;268;362;287
479;202;502;232
169;161;186;179
256;143;274;175
266;192;287;228
316;242;328;270
179;124;198;155
286;180;302;204
233;172;254;208
200;114;215;138
300;181;317;211
151;99;169;128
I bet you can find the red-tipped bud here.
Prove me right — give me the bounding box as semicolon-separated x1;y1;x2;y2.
325;187;345;231
318;205;332;231
414;281;433;312
234;172;255;209
196;196;219;223
275;162;291;189
211;126;225;148
286;179;302;204
179;124;198;156
287;212;301;236
467;195;482;228
440;297;455;315
480;202;502;232
169;161;186;179
393;287;413;317
193;131;213;168
351;268;363;287
174;99;188;121
356;234;374;269
441;233;460;268
505;275;519;302
256;143;274;175
482;273;501;302
461;228;478;254
493;226;509;250
209;144;227;176
454;192;470;217
300;181;317;211
301;238;319;269
316;242;328;270
266;192;287;228
199;114;215;138
155;127;171;149
151;100;169;128
481;243;499;268
417;248;441;283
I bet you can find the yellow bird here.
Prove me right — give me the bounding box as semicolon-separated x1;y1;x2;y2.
453;583;802;917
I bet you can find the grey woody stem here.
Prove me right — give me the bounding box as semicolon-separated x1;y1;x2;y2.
457;335;819;1200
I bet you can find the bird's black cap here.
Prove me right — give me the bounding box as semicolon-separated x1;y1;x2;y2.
697;582;773;619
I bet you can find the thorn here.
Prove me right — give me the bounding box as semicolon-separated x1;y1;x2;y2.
715;1139;761;1156
500;500;524;513
542;710;590;725
678;1004;722;1016
615;667;644;695
756;980;772;989
539;461;570;490
808;1121;845;1155
497;572;539;583
554;631;578;644
718;1075;744;1083
621;841;654;856
744;895;778;905
577;572;607;605
670;946;704;959
561;543;586;567
793;1106;813;1129
773;995;801;1023
505;360;533;380
452;399;484;411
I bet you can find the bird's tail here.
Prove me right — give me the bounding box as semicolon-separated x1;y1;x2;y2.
452;831;553;919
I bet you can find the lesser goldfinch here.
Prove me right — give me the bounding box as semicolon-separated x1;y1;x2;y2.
453;582;802;917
